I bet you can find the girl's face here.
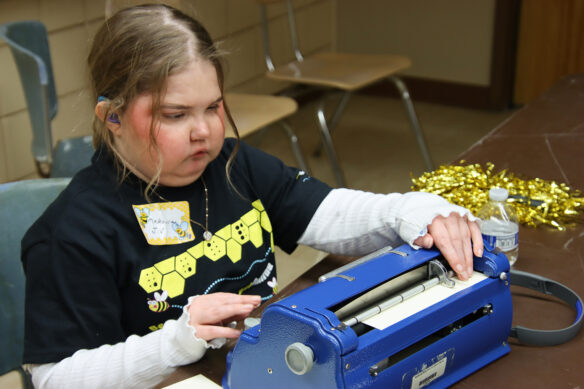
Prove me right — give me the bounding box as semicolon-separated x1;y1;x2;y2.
113;59;225;187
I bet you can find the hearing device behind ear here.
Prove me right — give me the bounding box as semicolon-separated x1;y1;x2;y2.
98;96;120;124
108;113;120;124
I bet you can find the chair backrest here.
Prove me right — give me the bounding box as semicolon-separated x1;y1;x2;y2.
258;0;304;72
50;135;95;178
0;21;58;173
0;178;70;375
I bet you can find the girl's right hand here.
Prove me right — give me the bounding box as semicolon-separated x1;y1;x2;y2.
187;292;261;341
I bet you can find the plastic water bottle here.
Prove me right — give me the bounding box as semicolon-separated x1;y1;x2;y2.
478;187;519;266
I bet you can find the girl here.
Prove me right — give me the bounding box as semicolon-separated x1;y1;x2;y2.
22;4;482;389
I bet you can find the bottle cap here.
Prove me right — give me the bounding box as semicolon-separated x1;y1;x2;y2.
489;187;509;201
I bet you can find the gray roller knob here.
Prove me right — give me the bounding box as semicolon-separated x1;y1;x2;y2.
244;317;261;330
285;342;314;375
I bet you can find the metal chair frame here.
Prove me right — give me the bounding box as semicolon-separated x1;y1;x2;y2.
225;92;311;173
0;20;92;178
259;0;434;186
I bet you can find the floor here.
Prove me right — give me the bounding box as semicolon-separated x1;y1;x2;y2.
0;370;24;388
244;93;516;288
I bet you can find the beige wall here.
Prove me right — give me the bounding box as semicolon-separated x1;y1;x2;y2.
336;0;495;86
0;0;333;183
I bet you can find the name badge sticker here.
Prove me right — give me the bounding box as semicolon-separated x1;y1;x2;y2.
133;201;195;245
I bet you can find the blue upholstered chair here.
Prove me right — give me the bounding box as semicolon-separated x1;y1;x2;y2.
0;21;93;178
0;178;71;388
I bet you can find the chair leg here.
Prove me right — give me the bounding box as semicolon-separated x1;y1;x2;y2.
316;100;346;187
313;92;352;157
18;366;33;389
388;75;434;171
279;120;311;174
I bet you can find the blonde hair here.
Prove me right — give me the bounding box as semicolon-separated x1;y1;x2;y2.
88;4;239;198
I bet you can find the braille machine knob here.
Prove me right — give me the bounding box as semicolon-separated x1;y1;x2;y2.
285;342;314;375
243;317;261;330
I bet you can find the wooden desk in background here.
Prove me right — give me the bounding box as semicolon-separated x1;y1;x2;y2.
158;75;584;388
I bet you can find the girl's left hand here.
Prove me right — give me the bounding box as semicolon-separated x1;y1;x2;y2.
413;212;483;281
187;292;261;341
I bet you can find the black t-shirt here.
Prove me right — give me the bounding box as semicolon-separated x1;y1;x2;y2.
21;138;331;364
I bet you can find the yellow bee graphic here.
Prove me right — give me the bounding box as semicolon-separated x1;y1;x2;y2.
148;290;170;312
134;207;150;228
172;221;191;240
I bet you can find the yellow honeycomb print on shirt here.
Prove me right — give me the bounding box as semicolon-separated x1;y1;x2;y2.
138;200;273;298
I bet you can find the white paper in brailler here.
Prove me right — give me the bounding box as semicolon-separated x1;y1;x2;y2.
362;271;488;330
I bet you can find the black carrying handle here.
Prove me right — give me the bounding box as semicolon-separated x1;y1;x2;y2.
509;270;583;346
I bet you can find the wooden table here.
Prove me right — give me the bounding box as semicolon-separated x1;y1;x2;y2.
450;74;584;388
158;75;584;388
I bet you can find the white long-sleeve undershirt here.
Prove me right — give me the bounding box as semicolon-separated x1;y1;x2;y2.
27;297;224;389
298;188;475;256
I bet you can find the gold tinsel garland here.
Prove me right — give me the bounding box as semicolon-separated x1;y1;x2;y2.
410;162;584;230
